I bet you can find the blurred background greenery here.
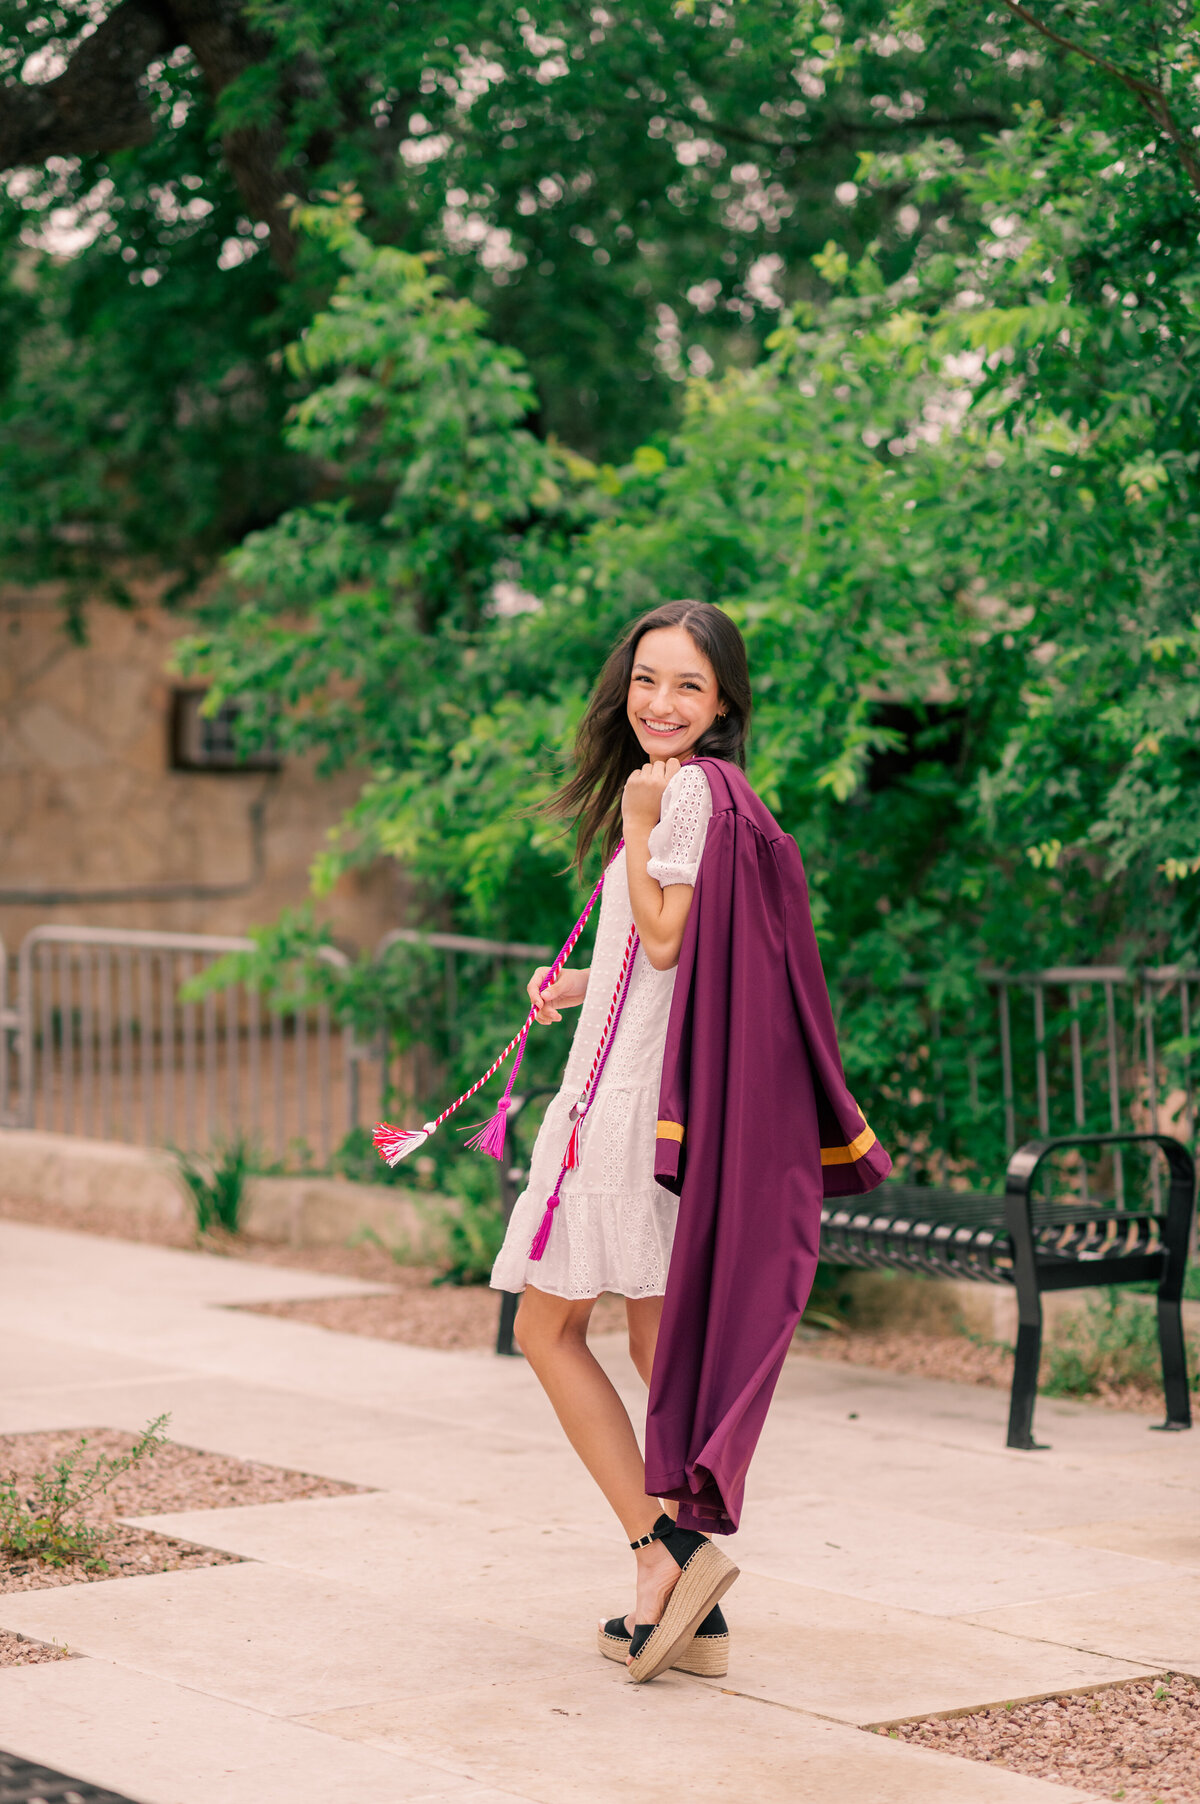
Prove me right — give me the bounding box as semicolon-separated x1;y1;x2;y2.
5;0;1199;1189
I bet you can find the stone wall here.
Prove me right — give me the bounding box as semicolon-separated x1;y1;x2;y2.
0;586;400;955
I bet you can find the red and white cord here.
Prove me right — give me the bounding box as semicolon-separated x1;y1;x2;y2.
373;844;621;1166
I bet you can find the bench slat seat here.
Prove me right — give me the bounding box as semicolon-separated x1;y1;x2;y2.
817;1132;1194;1450
823;1184;1167;1284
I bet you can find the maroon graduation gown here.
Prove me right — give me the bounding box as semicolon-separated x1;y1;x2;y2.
646;758;891;1534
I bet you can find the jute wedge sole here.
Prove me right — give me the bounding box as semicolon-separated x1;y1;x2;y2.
597;1606;728;1678
625;1538;739;1684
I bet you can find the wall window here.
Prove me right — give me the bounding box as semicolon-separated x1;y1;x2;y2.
169;688;281;773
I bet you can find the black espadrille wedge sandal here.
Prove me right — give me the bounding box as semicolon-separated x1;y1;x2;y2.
597;1603;729;1677
623;1513;738;1684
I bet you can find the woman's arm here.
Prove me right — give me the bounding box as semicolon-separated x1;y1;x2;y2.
622;759;697;971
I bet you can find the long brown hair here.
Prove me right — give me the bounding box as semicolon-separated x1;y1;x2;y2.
549;599;752;874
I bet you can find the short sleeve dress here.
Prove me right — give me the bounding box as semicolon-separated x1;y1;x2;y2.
489;762;713;1300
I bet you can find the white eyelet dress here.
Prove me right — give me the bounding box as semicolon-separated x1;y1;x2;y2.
489;763;713;1300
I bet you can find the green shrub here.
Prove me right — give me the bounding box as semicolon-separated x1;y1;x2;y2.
173;1140;252;1236
0;1416;170;1570
1041;1290;1185;1399
347;1160;507;1283
423;1159;509;1287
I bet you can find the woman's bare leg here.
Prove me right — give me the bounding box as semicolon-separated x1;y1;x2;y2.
515;1286;656;1538
625;1294;677;1523
625;1293;664;1389
515;1285;682;1627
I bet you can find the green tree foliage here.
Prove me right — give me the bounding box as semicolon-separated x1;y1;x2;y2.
178;5;1200;1182
0;0;1066;602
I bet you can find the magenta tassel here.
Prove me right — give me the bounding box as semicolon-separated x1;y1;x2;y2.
463;1033;526;1161
464;1094;511;1159
373;1121;434;1166
528;1190;560;1261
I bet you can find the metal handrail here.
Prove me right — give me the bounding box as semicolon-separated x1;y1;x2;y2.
5;920;548;1156
13;925;351;1153
374;927;552;961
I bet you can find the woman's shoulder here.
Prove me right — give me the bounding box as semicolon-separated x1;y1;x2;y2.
662;759;712;808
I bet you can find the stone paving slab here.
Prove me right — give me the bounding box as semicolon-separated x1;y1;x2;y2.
964;1575;1200;1673
0;1329;181;1399
302;1666;1095;1804
726;1490;1171;1615
0;1373;474;1480
745;1401;1200;1531
121;1495;1153;1723
1043;1510;1200;1567
0;1659;499;1804
125;1493;629;1605
765;1348;1200;1481
0;1562;598;1719
0;1217;1195;1804
478;1573;1152;1725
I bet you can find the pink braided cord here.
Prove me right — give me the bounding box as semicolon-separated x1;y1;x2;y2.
373;843;622;1163
572;920;638;1116
528;919;640;1260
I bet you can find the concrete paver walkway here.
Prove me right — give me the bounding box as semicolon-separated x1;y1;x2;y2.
0;1217;1196;1803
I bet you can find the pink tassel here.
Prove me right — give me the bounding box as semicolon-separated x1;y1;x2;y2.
464;1094;511;1159
373;1121;434;1166
564;1114;582;1170
528;1192;560;1261
464;1031;527;1162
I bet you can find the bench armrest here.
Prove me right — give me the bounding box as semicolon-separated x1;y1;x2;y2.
1003;1133;1195;1312
1005;1131;1195;1210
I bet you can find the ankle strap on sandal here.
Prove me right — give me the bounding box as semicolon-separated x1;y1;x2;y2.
629;1511;675;1551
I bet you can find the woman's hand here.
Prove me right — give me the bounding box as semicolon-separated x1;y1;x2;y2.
527;964;589;1026
622;757;680;837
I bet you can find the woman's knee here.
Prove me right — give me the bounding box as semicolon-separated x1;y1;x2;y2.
514;1293;588;1363
513;1297;541;1359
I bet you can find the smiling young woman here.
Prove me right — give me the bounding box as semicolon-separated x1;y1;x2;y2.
485;598;889;1683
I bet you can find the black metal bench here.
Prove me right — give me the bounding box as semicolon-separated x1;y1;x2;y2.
494;1116;1194;1448
820;1132;1195;1448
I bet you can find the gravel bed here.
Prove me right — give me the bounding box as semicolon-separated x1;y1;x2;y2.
795;1327;1165;1415
0;1628;71;1666
886;1672;1200;1802
242;1283;630;1350
0;1427;365;1613
0;1521;238;1600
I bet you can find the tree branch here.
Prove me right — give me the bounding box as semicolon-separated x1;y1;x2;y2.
0;0;178;167
168;0;298;268
997;0;1200;199
0;0;304;270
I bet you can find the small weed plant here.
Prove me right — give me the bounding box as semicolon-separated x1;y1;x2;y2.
0;1415;170;1570
174;1139;252;1235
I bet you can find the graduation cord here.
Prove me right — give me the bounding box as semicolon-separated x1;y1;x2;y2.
372;841;624;1170
528;918;640;1262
